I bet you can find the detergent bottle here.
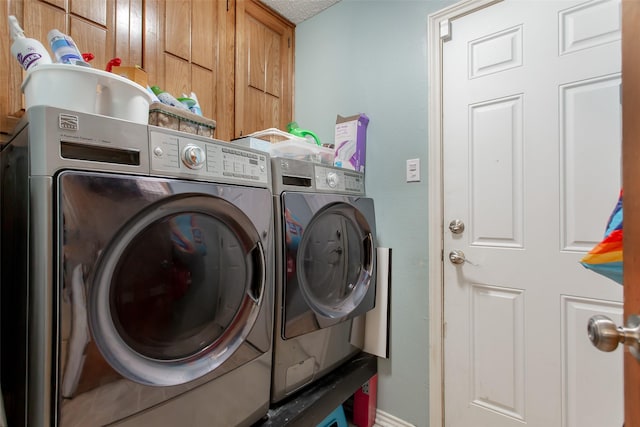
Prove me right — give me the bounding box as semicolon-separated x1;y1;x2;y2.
287;121;321;146
8;15;52;71
151;86;189;110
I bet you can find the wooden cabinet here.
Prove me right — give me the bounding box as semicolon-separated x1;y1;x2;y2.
0;0;294;143
144;0;236;140
145;0;294;141
20;0;143;69
0;0;142;138
235;0;294;139
0;1;24;136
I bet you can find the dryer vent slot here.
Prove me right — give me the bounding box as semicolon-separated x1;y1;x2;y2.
282;175;311;187
60;141;140;166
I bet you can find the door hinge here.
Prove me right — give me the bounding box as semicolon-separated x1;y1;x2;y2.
441;249;444;261
288;37;291;48
440;19;452;41
227;0;230;12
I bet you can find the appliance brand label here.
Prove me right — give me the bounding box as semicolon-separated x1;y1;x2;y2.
59;114;79;131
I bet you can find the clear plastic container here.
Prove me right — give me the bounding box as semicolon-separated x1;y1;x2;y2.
237;128;333;165
268;140;333;165
247;127;300;143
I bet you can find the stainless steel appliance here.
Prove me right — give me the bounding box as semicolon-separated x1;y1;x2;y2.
0;106;274;426
270;158;376;403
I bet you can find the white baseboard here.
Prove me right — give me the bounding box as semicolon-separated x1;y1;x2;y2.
373;409;416;427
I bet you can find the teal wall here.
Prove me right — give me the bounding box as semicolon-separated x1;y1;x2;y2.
294;1;454;425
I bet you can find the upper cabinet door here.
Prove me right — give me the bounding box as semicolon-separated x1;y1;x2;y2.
144;0;232;139
235;0;294;139
23;0;135;79
0;0;293;142
0;0;143;137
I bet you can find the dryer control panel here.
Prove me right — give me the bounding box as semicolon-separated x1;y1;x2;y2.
149;129;269;185
315;165;364;194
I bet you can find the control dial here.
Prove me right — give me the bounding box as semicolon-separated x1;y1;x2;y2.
182;144;205;169
326;171;339;188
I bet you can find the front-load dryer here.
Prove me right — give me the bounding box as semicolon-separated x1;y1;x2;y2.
270;158;376;403
0;106;274;426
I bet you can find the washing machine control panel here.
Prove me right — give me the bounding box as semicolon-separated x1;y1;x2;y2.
149;130;269;184
315;165;364;194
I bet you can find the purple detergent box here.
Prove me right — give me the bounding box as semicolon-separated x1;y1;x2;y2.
334;113;369;172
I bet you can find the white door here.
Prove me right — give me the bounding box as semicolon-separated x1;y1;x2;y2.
442;1;623;426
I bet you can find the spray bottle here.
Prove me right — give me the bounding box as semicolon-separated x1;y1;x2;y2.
48;29;91;67
182;92;203;116
287;122;321;146
151;86;189;110
8;15;52;71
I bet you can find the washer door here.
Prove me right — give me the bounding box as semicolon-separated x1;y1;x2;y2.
281;192;376;339
89;194;265;386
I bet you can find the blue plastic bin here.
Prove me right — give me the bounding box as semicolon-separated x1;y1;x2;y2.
316;405;348;427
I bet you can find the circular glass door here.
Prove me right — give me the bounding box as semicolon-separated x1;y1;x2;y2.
89;194;265;386
296;202;374;319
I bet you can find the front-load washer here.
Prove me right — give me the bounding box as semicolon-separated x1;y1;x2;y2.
0;106;274;426
270;158;377;403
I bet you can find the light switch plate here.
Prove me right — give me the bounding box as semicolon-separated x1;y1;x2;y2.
406;158;420;182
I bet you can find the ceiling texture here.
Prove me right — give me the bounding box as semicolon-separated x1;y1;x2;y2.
260;0;341;24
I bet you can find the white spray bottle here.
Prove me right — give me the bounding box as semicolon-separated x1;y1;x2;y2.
8;15;52;71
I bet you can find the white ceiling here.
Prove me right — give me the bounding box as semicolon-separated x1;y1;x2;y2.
260;0;341;24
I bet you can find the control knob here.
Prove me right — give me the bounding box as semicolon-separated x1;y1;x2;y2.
182;144;205;169
326;171;339;188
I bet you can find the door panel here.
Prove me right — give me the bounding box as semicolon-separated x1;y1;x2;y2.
560;75;622;251
235;0;293;138
468;95;524;248
69;15;111;68
144;0;222;133
192;0;214;69
70;0;108;26
562;297;622;427
443;1;623;426
165;0;191;60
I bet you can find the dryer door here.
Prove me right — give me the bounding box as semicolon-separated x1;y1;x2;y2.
281;192;376;339
86;190;266;387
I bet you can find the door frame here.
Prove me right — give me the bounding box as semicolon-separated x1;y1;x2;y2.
426;1;503;426
622;1;640;423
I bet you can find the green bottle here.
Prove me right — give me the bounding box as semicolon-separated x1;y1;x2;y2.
287;122;321;146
